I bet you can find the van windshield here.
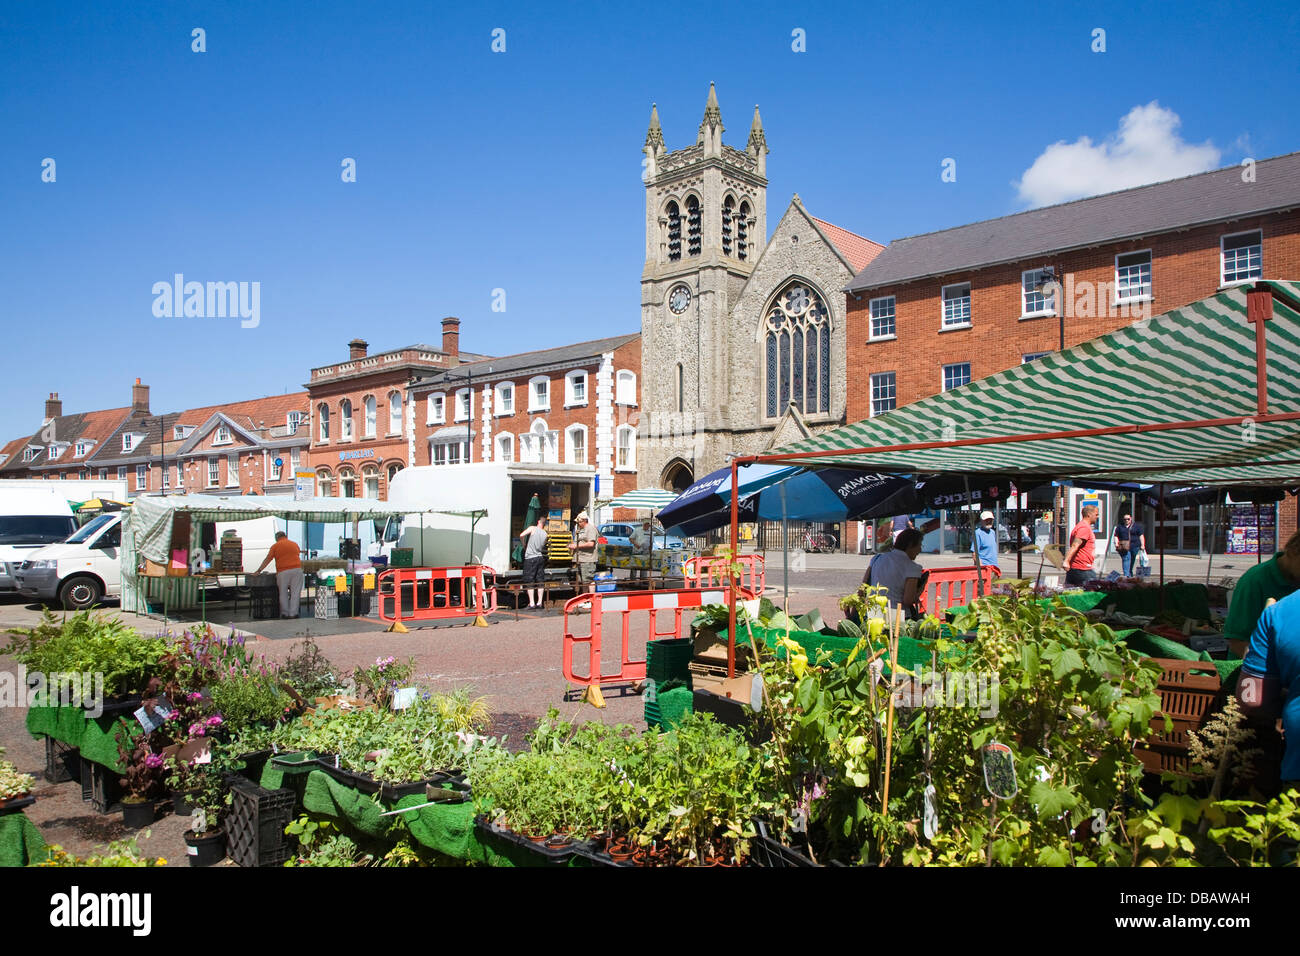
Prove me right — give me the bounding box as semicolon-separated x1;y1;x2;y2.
0;515;78;545
66;514;118;545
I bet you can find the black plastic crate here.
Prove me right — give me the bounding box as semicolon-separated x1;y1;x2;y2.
44;736;77;783
89;761;123;814
750;820;819;867
473;815;578;865
80;758;94;801
226;779;295;868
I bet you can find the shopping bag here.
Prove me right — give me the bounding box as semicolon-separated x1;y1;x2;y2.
1135;549;1152;578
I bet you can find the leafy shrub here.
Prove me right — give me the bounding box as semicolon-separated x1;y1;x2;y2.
2;610;165;698
280;637;344;700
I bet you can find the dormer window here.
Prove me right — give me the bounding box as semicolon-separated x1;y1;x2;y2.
287;411;303;435
121;433;135;452
23;447;39;462
74;440;90;458
174;425;186;440
48;445;64;460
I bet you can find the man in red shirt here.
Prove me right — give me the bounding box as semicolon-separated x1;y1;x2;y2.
1064;504;1099;587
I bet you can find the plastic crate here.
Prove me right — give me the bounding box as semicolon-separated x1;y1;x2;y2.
1135;658;1222;777
226;779;295;868
80;758;94;801
594;572;616;593
390;548;415;568
89;761;122;814
750;820;819;867
645;638;694;685
250;588;279;620
314;589;338;620
44;736;76;783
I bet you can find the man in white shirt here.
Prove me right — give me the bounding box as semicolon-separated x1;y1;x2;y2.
866;528;926;619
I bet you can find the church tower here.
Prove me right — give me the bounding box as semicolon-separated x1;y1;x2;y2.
640;83;769;491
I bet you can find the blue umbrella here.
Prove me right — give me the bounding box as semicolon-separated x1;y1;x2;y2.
656;463;800;536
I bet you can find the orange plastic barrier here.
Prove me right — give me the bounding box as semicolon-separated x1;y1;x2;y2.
377;566;496;624
916;565;1001;616
562;586;754;688
683;553;765;595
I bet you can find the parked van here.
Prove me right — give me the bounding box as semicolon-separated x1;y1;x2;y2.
0;490;78;592
15;512;281;610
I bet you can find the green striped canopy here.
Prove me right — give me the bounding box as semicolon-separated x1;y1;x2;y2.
771;281;1300;487
606;488;680;510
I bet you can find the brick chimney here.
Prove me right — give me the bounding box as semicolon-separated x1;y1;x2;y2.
348;338;369;360
132;378;150;412
442;317;460;360
44;392;62;421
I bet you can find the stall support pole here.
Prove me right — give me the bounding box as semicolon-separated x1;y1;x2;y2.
727;458;740;680
1256;503;1263;565
1158;483;1166;612
781;483;789;606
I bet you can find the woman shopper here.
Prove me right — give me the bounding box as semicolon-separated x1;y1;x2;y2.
1111;512;1146;577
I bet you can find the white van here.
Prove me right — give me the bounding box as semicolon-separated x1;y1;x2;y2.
0;490;78;592
15;512;122;608
15;512;282;610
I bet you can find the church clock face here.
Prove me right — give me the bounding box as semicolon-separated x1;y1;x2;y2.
668;284;691;314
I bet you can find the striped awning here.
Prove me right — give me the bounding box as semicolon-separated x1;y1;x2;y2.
768;281;1300;488
606;488;680;510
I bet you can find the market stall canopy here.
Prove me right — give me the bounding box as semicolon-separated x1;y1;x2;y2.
606;489;679;511
125;494;480;565
766;282;1300;488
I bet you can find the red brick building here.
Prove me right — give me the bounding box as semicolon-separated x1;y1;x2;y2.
305;322;489;499
844;152;1300;549
409;331;642;514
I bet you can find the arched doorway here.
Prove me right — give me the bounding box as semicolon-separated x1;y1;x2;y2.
661;459;693;494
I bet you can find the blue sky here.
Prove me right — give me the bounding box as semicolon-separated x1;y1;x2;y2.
2;0;1298;423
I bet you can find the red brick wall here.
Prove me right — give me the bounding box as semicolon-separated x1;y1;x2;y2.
309;373;413;499
847;211;1300;420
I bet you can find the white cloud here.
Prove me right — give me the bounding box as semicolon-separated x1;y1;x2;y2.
1016;102;1220;207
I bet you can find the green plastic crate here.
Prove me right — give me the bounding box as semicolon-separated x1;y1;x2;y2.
390;549;415;568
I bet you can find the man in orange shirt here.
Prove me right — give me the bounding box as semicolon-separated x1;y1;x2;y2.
256;531;303;619
1064;504;1099;587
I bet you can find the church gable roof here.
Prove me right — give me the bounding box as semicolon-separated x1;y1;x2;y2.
808;216;885;272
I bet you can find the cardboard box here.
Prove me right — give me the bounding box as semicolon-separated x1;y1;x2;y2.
142;559;188;578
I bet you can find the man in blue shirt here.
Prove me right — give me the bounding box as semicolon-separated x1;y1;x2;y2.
1240;589;1300;785
972;510;999;572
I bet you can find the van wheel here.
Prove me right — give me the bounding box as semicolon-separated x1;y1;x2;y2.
60;577;102;610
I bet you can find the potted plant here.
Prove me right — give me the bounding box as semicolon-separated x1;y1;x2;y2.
182;764;228;867
0;748;36;812
116;733;164;829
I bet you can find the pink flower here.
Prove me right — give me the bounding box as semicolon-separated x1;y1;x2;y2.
206;715;223;728
187;692;202;702
188;722;206;737
144;754;164;768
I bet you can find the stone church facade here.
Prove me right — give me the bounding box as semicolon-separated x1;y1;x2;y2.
638;84;882;494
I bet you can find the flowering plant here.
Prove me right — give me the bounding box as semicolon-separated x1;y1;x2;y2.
353;656;416;708
0;747;36;800
115;732;166;801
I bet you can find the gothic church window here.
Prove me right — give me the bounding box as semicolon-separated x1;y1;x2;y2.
722;197;734;256
738;201;751;261
764;282;831;418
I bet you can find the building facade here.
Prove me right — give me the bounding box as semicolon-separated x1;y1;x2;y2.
638;85;881;493
845;152;1300;549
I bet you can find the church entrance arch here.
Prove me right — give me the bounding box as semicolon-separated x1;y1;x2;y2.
661;459;693;494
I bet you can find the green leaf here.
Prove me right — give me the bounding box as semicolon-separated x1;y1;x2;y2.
837;618;863;640
1051;648;1085;679
1037;845;1070;867
1028;780;1079;820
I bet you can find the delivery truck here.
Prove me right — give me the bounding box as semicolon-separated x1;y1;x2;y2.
381;462;594;574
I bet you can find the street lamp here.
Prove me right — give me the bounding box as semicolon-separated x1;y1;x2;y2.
1033;266;1066;352
439;364;492;465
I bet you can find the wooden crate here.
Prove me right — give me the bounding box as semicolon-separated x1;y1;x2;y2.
1134;658;1222;776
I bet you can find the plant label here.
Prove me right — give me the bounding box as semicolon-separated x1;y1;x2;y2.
134;706;164;734
391;687;418;711
923;784;938;840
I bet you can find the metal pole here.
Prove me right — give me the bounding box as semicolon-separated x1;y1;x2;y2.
781;483;789;606
727;458;740;680
1255;502;1263;565
1158;483;1166;610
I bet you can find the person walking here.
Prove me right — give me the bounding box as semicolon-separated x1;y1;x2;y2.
519;515;549;608
1111;512;1146;577
255;531;303;619
971;510;1000;572
572;511;598;598
1064;504;1099;587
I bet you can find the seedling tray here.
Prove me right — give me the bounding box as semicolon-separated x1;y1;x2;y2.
0;795;36;814
473;815;578;865
314;758;383;795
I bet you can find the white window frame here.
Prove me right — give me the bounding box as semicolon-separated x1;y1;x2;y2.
942;362;972;392
1022;351;1051;364
362;464;380;499
565;370;589;407
1021;269;1057;318
528;376;550;412
496;433;514;462
495;382;514;416
430;440;469;467
214;425;232;445
316;470;333;497
136;464;147;490
22;447;38;462
121;433;136;452
161;466;170;490
565;424;588;465
227;454;239;487
291;448;300;473
869;372;896;418
427;393;445;425
207;457;220;488
318;404;330;442
174;425;187;441
339;399;353;441
74;440;88;458
454;387;472;423
387;391;402;436
1114;250;1153;303
615;425;636;471
1221;230;1263;286
615;370;637;406
338;467;357;497
868;296;896;341
48;445;64;460
98;468;108;480
269;457;282;482
363;395;377;439
940;283;971;330
287;411;302;435
117;466;127;480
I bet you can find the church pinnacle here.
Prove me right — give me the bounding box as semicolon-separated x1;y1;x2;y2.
644;103;664;153
747;105;767;154
697;82;723;142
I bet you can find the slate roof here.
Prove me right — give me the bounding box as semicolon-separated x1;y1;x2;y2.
410;333;639;388
846;151;1300;292
93;393;309;463
0;407;136;473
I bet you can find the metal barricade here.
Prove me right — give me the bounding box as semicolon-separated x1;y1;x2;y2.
683;553;765;595
916;565;1001;616
562;587;754;688
377;566;497;625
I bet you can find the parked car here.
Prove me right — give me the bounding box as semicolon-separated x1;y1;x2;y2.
0;490;78;592
597;522;685;551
